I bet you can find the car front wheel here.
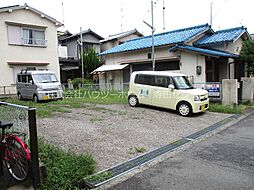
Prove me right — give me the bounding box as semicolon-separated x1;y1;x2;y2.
177;102;192;116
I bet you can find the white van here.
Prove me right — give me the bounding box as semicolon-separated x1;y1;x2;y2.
16;70;63;102
128;71;209;116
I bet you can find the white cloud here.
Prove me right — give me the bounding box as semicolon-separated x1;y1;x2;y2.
0;0;253;38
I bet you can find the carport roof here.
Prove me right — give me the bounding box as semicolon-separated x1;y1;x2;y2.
91;64;129;74
169;45;239;58
99;24;211;56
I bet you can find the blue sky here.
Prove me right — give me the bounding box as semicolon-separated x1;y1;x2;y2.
0;0;253;38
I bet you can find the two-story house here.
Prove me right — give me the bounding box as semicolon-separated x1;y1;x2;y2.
58;29;104;83
100;29;143;53
0;4;62;90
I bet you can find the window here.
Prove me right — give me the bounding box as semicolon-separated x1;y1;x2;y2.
22;28;46;46
7;25;46;46
17;75;29;83
135;74;155;86
155;76;173;88
32;74;58;83
173;76;193;89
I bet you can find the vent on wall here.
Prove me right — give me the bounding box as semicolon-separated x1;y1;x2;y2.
148;53;151;59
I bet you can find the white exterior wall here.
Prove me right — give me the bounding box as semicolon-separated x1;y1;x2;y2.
180;52;206;84
105;46;179;65
0;9;60;86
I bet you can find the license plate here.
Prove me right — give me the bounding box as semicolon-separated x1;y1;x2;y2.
43;95;49;100
201;105;206;111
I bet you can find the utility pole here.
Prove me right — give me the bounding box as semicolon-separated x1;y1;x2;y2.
151;0;155;71
143;0;155;71
80;27;84;88
210;2;213;27
163;0;165;31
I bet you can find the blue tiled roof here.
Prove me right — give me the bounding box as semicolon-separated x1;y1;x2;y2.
169;45;239;58
100;24;211;55
195;26;246;46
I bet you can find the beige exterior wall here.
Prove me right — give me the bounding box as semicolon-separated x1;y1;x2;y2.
180;52;206;84
210;38;243;55
98;71;123;91
105;46;179;65
103;46;206;88
0;9;60;86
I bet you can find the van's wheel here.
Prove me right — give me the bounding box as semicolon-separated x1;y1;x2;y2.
33;95;39;103
177;102;192;116
128;95;139;107
17;93;23;100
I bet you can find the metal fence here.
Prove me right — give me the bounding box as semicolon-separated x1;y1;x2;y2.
62;83;130;92
0;85;17;97
0;101;40;188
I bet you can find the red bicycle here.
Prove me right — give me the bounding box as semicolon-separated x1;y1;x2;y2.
0;121;31;181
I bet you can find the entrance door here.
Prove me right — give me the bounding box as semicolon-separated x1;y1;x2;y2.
206;59;219;82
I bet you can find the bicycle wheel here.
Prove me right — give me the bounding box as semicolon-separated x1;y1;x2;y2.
4;137;30;182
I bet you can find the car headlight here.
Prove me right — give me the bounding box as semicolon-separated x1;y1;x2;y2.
194;95;200;101
58;84;63;90
37;85;43;90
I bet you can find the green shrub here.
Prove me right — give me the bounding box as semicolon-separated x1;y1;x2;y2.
209;103;245;114
71;78;93;89
38;139;96;190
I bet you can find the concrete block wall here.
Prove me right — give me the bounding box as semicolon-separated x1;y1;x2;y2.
222;79;238;105
241;77;254;103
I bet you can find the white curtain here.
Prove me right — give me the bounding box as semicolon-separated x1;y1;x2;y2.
34;30;45;45
22;29;30;44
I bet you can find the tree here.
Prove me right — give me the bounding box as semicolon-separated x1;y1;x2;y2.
82;48;100;77
240;40;254;76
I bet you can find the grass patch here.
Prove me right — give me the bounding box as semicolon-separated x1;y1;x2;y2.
89;117;104;123
242;101;254;107
2;90;128;118
38;139;96;190
84;171;113;185
209;103;246;114
128;147;147;154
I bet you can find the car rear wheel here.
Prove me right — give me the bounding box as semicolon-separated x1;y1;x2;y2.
17;93;23;100
33;95;38;103
128;95;139;107
177;102;192;116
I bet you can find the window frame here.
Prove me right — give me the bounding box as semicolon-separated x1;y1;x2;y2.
21;27;47;47
155;76;174;88
134;74;155;86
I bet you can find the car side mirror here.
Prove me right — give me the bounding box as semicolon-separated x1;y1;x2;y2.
168;84;175;90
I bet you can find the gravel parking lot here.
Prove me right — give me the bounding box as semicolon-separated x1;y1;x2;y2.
37;104;231;171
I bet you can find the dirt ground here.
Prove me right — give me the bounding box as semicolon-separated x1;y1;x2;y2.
37;104;232;171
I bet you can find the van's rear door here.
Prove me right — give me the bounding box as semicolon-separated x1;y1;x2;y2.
135;74;155;105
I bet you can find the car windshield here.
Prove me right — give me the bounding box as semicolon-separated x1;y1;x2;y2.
32;73;58;83
173;76;193;89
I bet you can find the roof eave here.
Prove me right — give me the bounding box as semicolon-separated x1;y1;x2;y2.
0;4;63;27
169;45;238;59
196;40;233;47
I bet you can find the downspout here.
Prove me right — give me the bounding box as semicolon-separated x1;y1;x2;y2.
228;61;235;79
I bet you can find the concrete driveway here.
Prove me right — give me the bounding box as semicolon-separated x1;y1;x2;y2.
109;111;254;190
